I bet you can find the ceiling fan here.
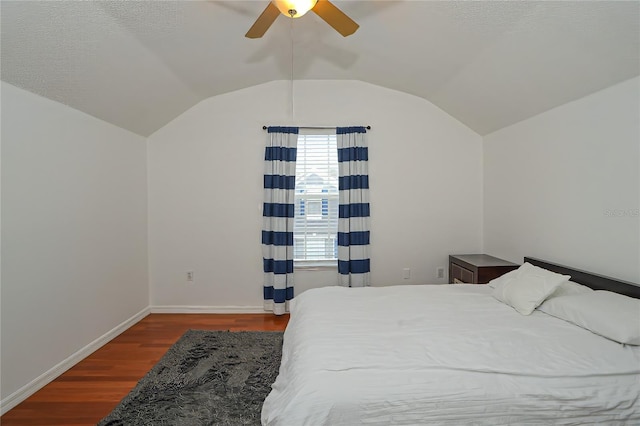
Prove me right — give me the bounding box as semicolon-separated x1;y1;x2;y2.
246;0;359;39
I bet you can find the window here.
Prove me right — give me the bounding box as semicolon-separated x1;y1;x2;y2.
294;133;339;265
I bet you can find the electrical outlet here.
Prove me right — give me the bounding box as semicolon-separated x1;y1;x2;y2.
186;271;194;282
436;267;445;279
402;268;411;280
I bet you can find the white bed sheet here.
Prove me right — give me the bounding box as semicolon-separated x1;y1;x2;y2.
262;284;640;425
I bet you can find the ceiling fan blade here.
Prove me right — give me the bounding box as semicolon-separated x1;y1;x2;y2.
245;2;280;39
312;0;359;37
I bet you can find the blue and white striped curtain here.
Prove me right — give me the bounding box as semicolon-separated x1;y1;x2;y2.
337;126;370;287
262;126;298;315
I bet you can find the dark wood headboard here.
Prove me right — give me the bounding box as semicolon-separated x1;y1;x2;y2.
525;257;640;299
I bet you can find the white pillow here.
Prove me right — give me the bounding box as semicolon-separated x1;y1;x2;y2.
487;268;582;292
487;269;518;288
492;262;571;315
545;280;594;298
538;290;640;345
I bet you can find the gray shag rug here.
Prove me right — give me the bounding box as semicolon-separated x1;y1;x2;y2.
98;330;283;426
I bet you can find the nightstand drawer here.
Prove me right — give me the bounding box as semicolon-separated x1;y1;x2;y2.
451;263;474;283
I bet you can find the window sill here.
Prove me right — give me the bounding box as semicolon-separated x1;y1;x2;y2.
295;261;337;271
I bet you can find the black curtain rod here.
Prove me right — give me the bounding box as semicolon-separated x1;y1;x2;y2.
262;125;371;130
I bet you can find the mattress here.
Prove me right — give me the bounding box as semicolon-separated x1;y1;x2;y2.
261;284;640;425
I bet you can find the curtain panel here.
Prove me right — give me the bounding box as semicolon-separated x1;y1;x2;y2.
337;126;371;287
262;126;298;315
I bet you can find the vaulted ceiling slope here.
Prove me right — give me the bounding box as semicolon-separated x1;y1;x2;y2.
2;1;638;137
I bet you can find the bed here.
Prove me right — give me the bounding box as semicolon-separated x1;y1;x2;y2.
261;257;640;425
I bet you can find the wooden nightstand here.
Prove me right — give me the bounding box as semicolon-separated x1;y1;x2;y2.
449;254;519;284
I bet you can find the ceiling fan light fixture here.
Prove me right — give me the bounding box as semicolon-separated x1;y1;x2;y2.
246;0;358;39
273;0;318;18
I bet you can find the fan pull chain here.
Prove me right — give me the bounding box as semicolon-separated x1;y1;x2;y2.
290;12;295;121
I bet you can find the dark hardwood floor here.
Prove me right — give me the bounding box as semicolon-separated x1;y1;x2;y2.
1;313;289;425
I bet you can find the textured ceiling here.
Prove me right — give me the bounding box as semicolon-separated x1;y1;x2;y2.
2;1;639;137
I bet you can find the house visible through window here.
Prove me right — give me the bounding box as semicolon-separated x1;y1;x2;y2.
294;133;339;265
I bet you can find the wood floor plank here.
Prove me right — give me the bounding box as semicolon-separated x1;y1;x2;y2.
1;313;289;425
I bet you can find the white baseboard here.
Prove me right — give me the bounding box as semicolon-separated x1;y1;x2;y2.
0;306;150;416
151;305;266;314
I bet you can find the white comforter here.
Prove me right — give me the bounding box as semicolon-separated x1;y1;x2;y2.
262;285;640;425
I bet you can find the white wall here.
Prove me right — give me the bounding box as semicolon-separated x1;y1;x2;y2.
484;77;640;283
148;80;483;309
1;83;149;404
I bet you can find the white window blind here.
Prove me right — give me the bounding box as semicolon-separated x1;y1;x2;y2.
294;134;339;262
